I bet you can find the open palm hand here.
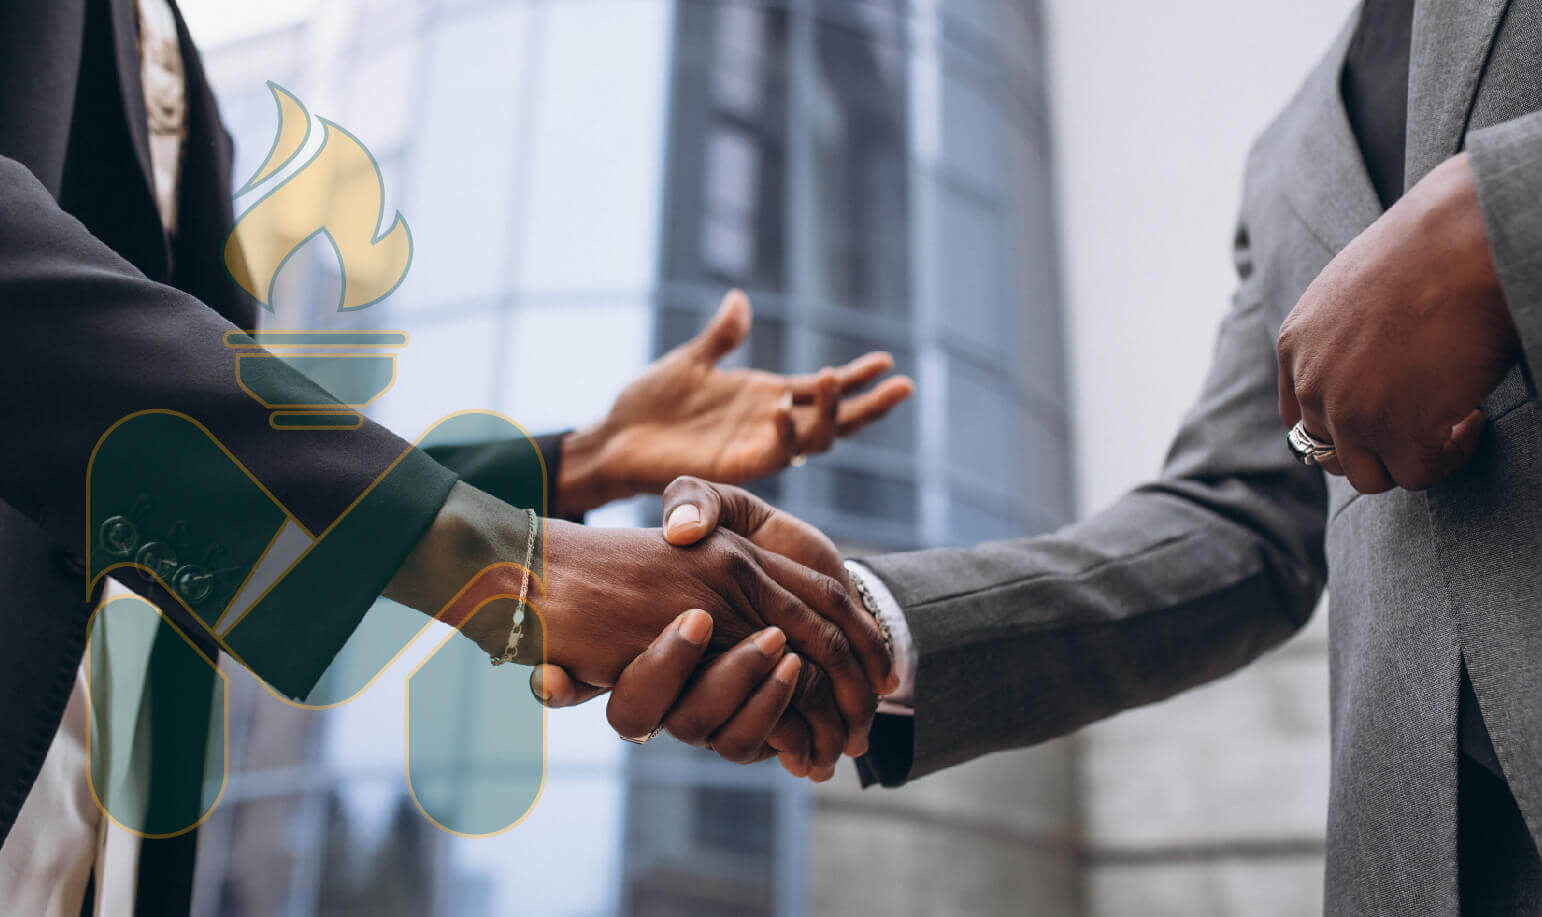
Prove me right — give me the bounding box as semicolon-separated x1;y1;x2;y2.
589;290;913;494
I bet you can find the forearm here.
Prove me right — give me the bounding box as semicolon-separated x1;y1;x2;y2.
0;157;461;697
553;424;632;516
855;260;1329;784
0;157;431;550
384;480;542;661
858;473;1325;784
425;424;644;520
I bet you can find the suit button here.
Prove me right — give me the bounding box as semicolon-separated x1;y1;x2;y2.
172;565;215;605
99;516;141;557
134;541;178;583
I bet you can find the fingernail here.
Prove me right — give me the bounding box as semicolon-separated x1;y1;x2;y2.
813;764;837;782
774;653;801;685
755;627;787;656
882;671;901;695
530;673;549;703
665;503;701;536
678;609;712;645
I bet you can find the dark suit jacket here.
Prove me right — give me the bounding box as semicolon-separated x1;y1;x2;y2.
0;0;563;878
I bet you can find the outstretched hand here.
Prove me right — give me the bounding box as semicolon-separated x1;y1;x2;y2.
554;290;914;514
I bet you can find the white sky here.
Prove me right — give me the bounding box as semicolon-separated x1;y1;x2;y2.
1044;0;1354;514
176;0;318;48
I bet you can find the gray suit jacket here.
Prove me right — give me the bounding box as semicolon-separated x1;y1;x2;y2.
860;2;1542;912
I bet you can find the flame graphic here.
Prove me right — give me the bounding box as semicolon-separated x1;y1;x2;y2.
224;84;412;312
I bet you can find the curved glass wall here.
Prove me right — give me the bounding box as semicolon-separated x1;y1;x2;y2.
195;1;1065;914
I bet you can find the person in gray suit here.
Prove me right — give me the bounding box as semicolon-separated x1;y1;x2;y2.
540;1;1542;912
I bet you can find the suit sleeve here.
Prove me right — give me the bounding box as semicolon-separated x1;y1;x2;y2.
425;432;582;522
1467;108;1542;385
856;207;1329;787
0;155;460;699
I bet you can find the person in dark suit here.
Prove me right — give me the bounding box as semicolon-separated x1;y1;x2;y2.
570;1;1542;913
0;0;908;912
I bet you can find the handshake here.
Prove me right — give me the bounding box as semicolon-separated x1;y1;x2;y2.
524;477;891;782
381;291;914;781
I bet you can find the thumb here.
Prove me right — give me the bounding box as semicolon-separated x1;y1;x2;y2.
662;476;726;545
530;664;606;708
1439;408;1486;473
686;289;752;363
662;476;773;546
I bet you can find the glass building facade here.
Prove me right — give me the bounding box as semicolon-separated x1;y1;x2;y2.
194;1;1066;914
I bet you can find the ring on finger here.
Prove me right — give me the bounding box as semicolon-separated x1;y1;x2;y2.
1286;420;1337;466
621;724;664;745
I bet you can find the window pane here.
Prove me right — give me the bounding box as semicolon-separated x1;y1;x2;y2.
804;17;910;315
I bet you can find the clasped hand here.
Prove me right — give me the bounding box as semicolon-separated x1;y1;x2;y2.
535;479;880;781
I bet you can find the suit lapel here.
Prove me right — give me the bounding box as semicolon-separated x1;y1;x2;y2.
1278;16;1383;255
1405;0;1512;186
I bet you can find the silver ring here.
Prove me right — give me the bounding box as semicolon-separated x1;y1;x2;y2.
621;724;664;745
789;454;807;468
1287;420;1337;466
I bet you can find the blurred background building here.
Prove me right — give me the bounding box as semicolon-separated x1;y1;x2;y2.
179;0;1354;914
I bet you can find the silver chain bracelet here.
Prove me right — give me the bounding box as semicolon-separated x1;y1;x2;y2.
847;565;893;655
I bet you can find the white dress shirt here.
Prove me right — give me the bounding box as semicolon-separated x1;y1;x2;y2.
845;560;916;715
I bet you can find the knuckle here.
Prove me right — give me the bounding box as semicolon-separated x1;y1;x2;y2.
817;574;852;614
664;710;713;745
1276;323;1298;358
711;737;759;765
606;702;646;740
1331;403;1373;437
819;625;854;667
1292;374;1323;408
668;474;706;492
721;542;754;581
795;665;831;708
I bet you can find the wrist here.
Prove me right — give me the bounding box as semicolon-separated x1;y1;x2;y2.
385;482;544;660
1418;153;1508;316
555;423;629;515
539;521;679;687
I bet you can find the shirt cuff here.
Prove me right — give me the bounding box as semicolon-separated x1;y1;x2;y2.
845;559;915;714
